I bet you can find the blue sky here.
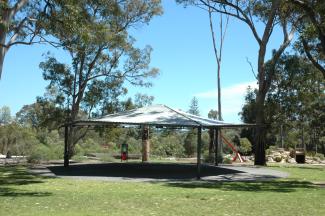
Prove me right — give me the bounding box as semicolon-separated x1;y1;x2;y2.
0;0;285;122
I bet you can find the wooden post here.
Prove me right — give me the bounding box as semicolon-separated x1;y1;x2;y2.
280;124;284;148
142;125;150;162
214;128;218;166
64;126;69;167
217;128;222;162
197;126;202;179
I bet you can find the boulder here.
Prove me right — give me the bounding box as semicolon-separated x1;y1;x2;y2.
287;158;296;164
267;156;274;162
274;156;282;162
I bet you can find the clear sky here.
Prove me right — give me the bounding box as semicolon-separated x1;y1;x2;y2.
0;0;285;123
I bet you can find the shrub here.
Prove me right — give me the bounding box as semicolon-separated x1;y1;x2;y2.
239;138;252;155
27;145;50;164
184;130;197;156
81;138;102;155
71;154;86;162
203;151;215;163
314;153;325;160
223;154;233;164
99;154;115;162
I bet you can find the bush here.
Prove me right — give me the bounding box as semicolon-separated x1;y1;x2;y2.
27;144;63;164
223;154;233;164
80;138;102;155
314;153;325;160
71;154;86;162
27;145;50;164
239;138;252;155
203;151;215;163
184;130;197;156
99;154;115;162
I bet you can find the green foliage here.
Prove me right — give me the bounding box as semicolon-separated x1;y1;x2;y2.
222;155;233;164
134;93;155;108
188;97;200;115
203;151;215;163
124;137;141;154
0;106;11;125
37;0;162;158
71;154;86;163
239;138;252;155
314;153;325;160
79;138;102;155
98;154;116;163
184;130;197;156
152;133;185;157
208;109;219;120
241;55;325;151
27;144;63;164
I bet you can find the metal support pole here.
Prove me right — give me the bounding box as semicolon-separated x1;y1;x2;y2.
214;128;218;166
197;126;202;180
64;126;69;167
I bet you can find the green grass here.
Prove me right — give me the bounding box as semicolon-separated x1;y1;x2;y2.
268;164;325;182
0;165;324;216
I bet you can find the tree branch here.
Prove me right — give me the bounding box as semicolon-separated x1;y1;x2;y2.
246;57;257;79
9;0;29;21
301;38;325;79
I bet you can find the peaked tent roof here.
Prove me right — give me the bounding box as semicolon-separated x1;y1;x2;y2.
72;104;252;128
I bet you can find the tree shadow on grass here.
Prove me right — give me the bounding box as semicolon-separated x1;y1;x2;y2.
164;180;316;193
0;165;52;197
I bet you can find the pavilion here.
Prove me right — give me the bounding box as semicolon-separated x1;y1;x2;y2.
63;104;253;179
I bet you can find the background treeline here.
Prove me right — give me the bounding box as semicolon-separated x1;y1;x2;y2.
1;54;324;163
0;96;253;163
241;54;325;156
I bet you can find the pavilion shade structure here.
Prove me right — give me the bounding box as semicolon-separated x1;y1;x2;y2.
65;104;254;179
71;104;250;129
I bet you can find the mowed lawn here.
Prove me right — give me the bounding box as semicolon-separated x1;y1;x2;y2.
0;164;324;216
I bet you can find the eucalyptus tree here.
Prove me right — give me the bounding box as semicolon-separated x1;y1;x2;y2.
0;0;50;79
39;0;162;157
241;55;325;152
178;0;301;165
289;0;325;79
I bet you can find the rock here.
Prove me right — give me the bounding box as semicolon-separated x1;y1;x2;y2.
277;148;285;153
274;156;282;162
287;158;296;164
267;157;274;162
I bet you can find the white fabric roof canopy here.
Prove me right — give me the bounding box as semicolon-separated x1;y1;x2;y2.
73;104;250;128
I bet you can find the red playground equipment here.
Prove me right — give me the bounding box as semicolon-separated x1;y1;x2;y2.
220;133;245;163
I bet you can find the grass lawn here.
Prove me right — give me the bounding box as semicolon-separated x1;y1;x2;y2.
0;164;324;216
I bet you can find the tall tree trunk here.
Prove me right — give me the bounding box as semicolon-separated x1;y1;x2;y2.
254;87;267;165
67;126;75;158
0;46;6;79
207;3;228;156
0;3;8;79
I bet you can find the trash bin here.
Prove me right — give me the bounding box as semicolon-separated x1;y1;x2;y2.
295;148;305;163
121;143;128;161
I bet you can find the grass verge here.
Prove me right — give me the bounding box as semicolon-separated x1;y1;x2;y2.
0;164;324;216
